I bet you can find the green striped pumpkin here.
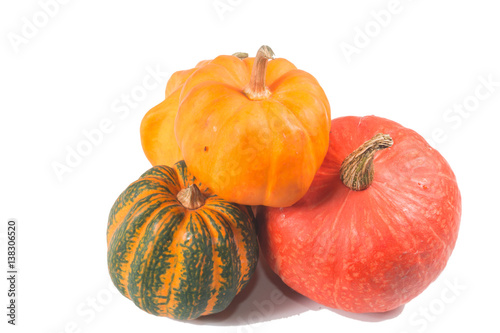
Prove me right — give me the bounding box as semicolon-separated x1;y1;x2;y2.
107;160;259;320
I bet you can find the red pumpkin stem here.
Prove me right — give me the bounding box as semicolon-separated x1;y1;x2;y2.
340;133;393;191
244;45;275;100
177;184;206;210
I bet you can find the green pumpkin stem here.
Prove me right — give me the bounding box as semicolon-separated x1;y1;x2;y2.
177;184;206;210
243;45;275;100
340;133;393;191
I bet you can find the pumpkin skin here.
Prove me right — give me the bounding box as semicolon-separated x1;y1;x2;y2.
175;47;331;207
107;160;259;320
257;116;461;313
140;60;209;166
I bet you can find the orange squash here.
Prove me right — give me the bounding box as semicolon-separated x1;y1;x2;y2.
140;60;210;166
175;46;331;207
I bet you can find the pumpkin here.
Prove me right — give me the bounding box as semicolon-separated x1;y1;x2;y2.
140;53;248;167
140;60;209;166
174;45;331;207
107;160;259;320
257;116;461;313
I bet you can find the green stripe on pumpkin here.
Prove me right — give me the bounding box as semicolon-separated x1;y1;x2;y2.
198;208;240;313
171;212;214;319
208;200;259;288
127;203;183;314
108;192;165;296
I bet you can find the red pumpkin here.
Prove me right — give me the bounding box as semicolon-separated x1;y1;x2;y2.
257;116;461;313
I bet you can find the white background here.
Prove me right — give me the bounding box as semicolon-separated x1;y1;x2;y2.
1;0;499;332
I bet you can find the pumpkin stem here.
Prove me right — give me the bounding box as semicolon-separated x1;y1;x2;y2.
232;52;249;59
340;133;393;191
243;45;275;100
177;184;206;210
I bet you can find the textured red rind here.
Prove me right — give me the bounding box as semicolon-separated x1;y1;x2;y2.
257;116;461;313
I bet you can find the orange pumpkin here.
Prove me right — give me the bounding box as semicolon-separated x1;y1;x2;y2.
140;60;210;166
175;46;331;207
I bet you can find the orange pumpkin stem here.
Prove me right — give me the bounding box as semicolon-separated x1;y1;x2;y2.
177;184;206;210
340;133;393;191
244;45;275;100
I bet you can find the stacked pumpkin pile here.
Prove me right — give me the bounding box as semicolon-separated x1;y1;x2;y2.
106;46;461;320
